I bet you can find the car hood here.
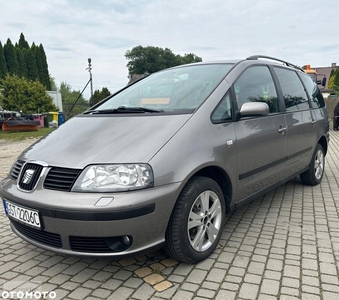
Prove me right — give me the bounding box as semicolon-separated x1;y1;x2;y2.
18;114;191;169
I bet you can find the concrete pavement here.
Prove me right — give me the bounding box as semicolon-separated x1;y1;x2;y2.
0;130;339;300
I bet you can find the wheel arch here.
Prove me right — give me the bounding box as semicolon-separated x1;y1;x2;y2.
193;166;233;213
318;135;328;156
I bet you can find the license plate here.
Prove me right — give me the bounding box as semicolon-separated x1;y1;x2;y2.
3;200;41;229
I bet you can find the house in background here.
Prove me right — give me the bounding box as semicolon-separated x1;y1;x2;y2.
315;63;338;98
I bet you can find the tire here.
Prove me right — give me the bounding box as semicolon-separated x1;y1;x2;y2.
164;176;226;264
300;144;325;186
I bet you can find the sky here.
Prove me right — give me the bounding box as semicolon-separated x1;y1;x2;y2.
1;0;339;100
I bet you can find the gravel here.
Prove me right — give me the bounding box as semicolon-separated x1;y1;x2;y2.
0;138;39;179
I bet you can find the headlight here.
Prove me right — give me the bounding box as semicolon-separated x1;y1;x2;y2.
72;164;153;192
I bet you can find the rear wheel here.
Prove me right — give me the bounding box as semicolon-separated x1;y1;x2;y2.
164;176;225;263
300;144;325;185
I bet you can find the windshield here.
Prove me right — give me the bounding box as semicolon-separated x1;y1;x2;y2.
94;64;233;113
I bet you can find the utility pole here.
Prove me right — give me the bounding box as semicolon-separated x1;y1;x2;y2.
86;58;93;106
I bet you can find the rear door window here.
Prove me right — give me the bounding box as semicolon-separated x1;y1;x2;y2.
274;68;310;111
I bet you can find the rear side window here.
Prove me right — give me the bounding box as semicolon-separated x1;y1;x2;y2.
274;68;310;111
299;73;325;108
234;66;279;113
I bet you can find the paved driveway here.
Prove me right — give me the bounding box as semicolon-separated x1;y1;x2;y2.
0;131;339;300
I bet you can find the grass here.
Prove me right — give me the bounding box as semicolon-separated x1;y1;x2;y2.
0;127;55;141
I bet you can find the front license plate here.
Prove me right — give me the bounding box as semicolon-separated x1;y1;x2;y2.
3;200;41;229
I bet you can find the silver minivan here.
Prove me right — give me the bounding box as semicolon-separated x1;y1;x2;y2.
1;55;329;263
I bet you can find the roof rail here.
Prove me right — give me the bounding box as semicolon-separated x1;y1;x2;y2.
246;55;305;73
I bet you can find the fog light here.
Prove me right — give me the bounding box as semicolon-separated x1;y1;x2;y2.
121;235;131;246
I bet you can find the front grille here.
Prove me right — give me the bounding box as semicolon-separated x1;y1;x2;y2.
44;167;81;192
11;220;62;248
9;160;24;180
70;236;114;253
18;163;43;191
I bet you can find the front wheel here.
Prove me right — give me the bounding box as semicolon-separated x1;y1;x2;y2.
300;144;325;186
164;176;226;264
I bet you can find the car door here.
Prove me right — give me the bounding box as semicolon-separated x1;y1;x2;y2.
273;67;317;176
299;72;329;138
233;66;288;201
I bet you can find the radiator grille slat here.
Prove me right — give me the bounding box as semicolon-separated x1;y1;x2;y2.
9;160;24;180
44;167;81;192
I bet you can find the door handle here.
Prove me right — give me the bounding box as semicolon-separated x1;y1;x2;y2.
278;126;287;135
311;120;316;125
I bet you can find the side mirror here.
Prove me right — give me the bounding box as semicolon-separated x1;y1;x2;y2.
239;102;269;118
321;77;327;87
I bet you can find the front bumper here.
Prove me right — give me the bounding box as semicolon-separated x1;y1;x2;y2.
0;177;181;257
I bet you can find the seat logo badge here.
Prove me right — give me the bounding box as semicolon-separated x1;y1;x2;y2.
22;169;35;184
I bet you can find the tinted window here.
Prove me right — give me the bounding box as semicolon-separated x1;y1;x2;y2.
299;73;325;108
234;66;279;113
211;92;232;123
274;68;310;111
95;64;233;113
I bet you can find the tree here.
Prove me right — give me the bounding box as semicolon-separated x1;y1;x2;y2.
328;69;339;93
328;72;335;90
125;46;202;76
1;34;51;89
18;33;29;50
4;39;19;75
38;44;51;90
90;87;111;105
15;48;28;78
59;82;89;117
0;74;58;113
24;48;39;81
180;53;202;65
0;42;8;79
50;76;57;91
334;70;339;92
32;43;50;89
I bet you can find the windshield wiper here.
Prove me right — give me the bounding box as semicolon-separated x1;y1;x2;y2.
84;106;164;114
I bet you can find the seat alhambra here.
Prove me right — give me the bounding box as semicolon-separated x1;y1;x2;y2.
1;55;329;263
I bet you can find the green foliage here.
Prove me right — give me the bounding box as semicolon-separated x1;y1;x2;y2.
328;74;335;89
38;44;51;90
18;33;30;50
4;39;19;75
0;42;8;78
125;46;202;76
15;48;28;77
328;69;339;93
0;33;51;90
180;53;203;65
90;87;111;105
0;74;58;113
330;69;335;78
25;48;39;81
49;76;57;91
59;82;89;118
